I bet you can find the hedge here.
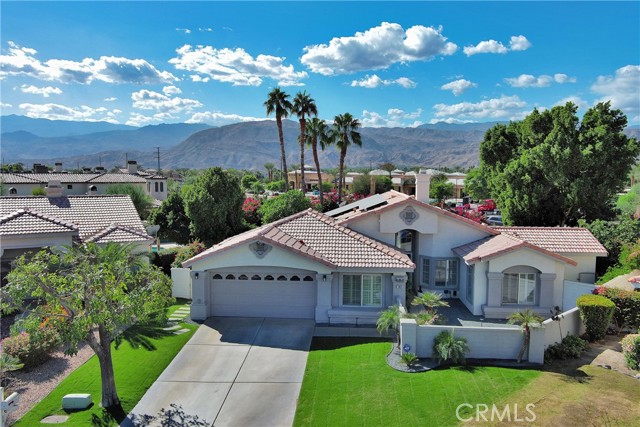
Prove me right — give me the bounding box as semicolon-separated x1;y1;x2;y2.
151;248;179;276
577;294;616;341
593;286;640;332
621;334;640;370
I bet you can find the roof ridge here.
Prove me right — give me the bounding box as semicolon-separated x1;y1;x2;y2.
0;208;78;230
85;223;152;242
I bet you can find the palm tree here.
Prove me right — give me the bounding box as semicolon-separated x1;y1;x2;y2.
376;305;401;348
0;352;24;376
332;113;362;202
306;117;333;206
508;309;544;363
411;291;450;316
264;162;275;182
264;88;293;191
291;91;318;192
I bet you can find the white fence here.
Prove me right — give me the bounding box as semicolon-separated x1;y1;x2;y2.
171;268;192;299
563;280;597;310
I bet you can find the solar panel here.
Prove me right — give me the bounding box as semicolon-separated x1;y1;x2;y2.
325;194;388;217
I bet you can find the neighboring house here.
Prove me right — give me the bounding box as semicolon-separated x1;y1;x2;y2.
0;161;167;202
0;181;153;283
342;169;466;199
287;167;334;192
182;170;606;323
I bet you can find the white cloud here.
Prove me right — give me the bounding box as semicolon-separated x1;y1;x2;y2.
301;22;457;75
186;111;266;126
350;74;416;89
505;73;577;88
464;35;531;56
1;102;13;108
104;97;117;102
0;41;177;84
19;102;121;123
554;96;589;109
162;85;182;95
428;117;476;124
176;28;191;34
441;78;477;96
19;84;62;97
169;44;307;86
361;108;423;128
126;112;157;127
198;28;213;32
131;89;202;114
433;95;528;120
591;65;640;122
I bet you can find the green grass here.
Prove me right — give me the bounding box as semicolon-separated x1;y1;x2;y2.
14;302;196;427
294;337;541;427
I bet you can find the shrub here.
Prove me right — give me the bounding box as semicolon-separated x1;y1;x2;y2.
544;334;590;362
433;330;469;365
593;286;640;332
401;352;418;367
242;197;262;225
577;294;616;341
1;329;59;368
171;241;206;268
258;190;311;224
621;334;640;370
151;248;180;275
31;187;46;196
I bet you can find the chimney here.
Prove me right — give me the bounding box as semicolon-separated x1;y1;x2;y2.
95;166;105;173
415;169;432;204
127;160;138;174
54;162;63;173
82;167;92;174
45;180;64;198
369;175;376;196
33;163;48;173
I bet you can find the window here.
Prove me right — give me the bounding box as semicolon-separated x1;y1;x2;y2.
277;275;287;281
342;274;382;307
434;259;458;287
238;274;248;280
225;274;235;280
502;273;536;305
155;182;159;192
466;265;474;303
147;183;150;192
290;275;300;281
212;274;223;279
67;184;73;190
421;259;430;285
160;182;164;192
251;274;261;280
264;275;274;281
8;188;17;195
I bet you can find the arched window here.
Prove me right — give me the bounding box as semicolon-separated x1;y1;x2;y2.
264;275;274;281
8;187;17;195
238;274;248;280
225;274;236;280
502;266;540;306
212;274;223;280
251;274;261;280
303;276;314;282
277;275;288;281
89;185;97;192
290;275;300;281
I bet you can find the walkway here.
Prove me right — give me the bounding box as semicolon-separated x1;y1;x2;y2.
122;317;315;427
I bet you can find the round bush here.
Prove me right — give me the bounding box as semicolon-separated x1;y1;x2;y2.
621;334;640;371
577;294;616;341
1;329;59;368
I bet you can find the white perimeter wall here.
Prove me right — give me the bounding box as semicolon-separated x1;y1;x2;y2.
171;267;192;299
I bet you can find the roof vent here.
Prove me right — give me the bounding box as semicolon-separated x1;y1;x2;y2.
45;180;63;198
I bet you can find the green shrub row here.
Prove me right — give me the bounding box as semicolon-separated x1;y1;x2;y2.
594;287;640;331
621;334;640;371
577;294;616;341
544;334;589;362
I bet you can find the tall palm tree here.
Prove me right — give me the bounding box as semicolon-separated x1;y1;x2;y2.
291;91;318;192
264;162;275;182
264;88;293;191
332;113;362;202
306;117;332;206
508;309;544;363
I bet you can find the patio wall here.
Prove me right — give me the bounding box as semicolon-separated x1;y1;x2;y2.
171;267;192;299
562;280;596;310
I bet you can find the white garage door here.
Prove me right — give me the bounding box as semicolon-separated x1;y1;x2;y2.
209;271;317;319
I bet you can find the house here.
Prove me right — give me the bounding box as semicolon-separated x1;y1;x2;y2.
182;170;606;323
0;182;153;283
287;166;334;192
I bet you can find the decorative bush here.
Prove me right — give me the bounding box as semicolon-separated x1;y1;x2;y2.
621;334;640;370
151;248;179;275
577;294;616;341
171;241;206;268
593;286;640;332
544;334;590;362
401;352;418;367
1;329;59;368
433;330;469;365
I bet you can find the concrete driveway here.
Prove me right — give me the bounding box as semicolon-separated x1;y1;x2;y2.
122;317;315;427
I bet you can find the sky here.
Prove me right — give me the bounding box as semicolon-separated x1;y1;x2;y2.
0;1;639;128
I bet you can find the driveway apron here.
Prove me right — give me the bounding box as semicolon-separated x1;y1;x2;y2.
122;317;315;427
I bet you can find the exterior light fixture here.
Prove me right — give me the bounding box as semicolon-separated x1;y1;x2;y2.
194;272;199;280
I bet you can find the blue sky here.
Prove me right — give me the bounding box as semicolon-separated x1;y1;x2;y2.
1;1;639;128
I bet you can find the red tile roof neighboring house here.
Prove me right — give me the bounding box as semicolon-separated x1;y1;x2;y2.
85;224;153;244
183;209;415;270
493;226;607;255
0;208;78;236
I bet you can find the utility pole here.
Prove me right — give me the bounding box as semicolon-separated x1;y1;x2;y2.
99;155;102;167
125;152;128;165
155;147;161;172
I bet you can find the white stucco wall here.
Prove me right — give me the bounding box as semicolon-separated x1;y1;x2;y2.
561;253;598;282
0;233;74;252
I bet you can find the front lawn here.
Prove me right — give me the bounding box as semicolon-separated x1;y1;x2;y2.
294;338;540;427
14;302;196;427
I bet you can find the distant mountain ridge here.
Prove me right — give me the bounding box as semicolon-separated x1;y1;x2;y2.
0;114;135;137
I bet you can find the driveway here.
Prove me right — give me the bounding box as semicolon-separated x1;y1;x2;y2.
122;317;315;427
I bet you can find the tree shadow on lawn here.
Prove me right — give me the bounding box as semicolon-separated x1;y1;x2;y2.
90;404;127;426
114;324;174;351
310;336;391;351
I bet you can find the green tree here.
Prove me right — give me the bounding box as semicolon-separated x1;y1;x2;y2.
376;305;401;348
292;91;318;192
306;117;333;207
479;102;639;226
241;173;259;190
617;184;640;217
148;191;191;245
430;173;455;205
258;190;311;223
508;309;544;363
182;167;245;245
579;217;640;274
264;88;293;191
464;167;491;200
379;162;395;178
2;242;172;408
106;183;153;220
352;175;391;195
332;113;362;202
264;162;276;182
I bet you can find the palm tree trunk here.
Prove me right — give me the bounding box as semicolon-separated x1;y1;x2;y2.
299;118;306;192
338;144;347;203
518;328;530;363
312;137;323;206
277;116;288;191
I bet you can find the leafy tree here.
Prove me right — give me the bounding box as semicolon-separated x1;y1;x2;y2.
379;162;395;177
251;181;265;195
508;309;543;363
182;167;245;245
0;162;25;173
258;190;311;223
148;191;191;245
429;173;455;205
617;184;640;217
306;117;333;206
352;175;391;195
478;102;639;226
106;183;153;219
241;173;259;190
264;88;293;191
579;216;640;274
464;167;491;200
332;113;362;202
2;243;173;408
265;180;286;192
292;91;318;192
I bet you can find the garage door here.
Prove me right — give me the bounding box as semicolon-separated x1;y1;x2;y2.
209;271;317;319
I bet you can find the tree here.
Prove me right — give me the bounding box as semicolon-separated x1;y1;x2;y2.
258;190;311;223
351;175;391;196
32;187;46;196
379;162;395;178
464;167;491;200
376;305;401;348
508;309;543;363
182;167;245;245
241;173;259;190
106;183;153;220
292;91;318;192
2;242;173;408
332;113;362;202
579;216;640;275
264;163;276;182
306;118;333;207
430;173;455;205
264;88;293;191
478;102;640;226
148;191;191;245
617;184;640;217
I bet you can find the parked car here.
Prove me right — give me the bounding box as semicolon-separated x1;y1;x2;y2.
485;215;503;226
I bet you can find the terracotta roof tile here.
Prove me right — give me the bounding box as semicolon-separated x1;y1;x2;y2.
0;172;148;184
0;208;78;236
493;227;607;255
85;224;152;244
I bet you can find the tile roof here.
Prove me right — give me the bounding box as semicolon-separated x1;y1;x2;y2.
452;233;578;266
0;172;149;184
493;227;608;255
0;208;78;236
0;195;150;243
183;209;415;270
85;224;153;244
0;173;42;184
86;174;148;183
